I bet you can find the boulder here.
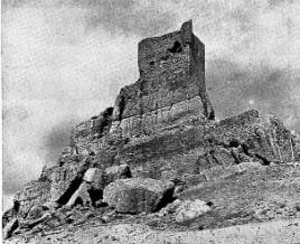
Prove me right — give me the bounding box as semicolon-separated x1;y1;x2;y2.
103;178;175;214
83;168;99;183
26;205;44;220
64;165;132;207
84;165;132;190
49;160;90;205
159;199;211;222
175;199;211;223
83;168;106;194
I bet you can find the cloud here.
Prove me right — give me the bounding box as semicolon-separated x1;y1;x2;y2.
85;0;177;36
3;0;177;36
206;59;300;132
2;4;139;201
43;121;73;162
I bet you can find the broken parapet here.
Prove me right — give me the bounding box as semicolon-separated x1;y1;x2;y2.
110;20;214;137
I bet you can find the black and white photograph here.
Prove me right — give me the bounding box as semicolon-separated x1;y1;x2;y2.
2;0;300;243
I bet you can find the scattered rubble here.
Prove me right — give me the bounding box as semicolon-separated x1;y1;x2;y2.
2;20;300;243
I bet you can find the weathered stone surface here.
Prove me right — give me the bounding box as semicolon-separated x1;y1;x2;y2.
83;168;99;183
72;107;114;146
200;161;262;182
83;167;106;194
48;160;90;204
110;20;214;137
205;109;300;165
66;182;92;207
85;164;132;191
161;170;179;182
175;199;211;222
65;165;132;207
4;19;300;241
103;178;175;214
115;125;206;174
26;205;44;220
105;164;132;183
2;217;19;240
19;212;52;232
14;179;51;219
159;199;211;222
108;110;300;180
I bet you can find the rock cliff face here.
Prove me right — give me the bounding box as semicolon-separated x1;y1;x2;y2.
3;20;300;241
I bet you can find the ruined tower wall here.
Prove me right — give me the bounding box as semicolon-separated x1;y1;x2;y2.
110;20;214;137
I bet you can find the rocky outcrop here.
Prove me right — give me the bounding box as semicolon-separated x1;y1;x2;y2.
13;179;51;219
48;159;90;205
65;165;132;207
110;20;214;138
103;178;175;214
72;107;114;145
105;109;299;180
3;20;300;241
201;109;300;167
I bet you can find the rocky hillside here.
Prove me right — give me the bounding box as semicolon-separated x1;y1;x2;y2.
3;20;300;243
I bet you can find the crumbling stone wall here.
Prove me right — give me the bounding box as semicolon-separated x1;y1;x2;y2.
110;20;214;137
4;20;300;240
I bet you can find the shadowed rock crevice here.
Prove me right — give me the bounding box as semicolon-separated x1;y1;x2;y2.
155;187;176;212
228;139;241;148
56;176;83;206
168;41;183;53
88;189;103;206
93;107;114;135
255;154;271;165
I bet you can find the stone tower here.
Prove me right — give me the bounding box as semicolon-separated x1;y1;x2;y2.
110;20;214;137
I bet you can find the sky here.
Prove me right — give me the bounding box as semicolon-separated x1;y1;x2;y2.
2;0;300;211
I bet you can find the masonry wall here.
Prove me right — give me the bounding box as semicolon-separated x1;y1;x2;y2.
110;20;213;137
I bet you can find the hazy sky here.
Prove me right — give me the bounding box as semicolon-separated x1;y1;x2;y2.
2;0;300;210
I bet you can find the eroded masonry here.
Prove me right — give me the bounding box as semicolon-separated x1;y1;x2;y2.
3;20;300;240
